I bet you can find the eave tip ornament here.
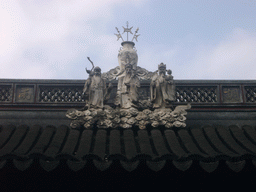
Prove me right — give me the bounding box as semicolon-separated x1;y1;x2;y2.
66;22;191;130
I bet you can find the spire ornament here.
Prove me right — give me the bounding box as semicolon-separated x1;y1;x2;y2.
115;22;140;42
122;21;133;41
131;28;140;42
114;27;124;41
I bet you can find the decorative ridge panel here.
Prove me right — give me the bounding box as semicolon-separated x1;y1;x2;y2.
0;85;12;103
2;80;256;108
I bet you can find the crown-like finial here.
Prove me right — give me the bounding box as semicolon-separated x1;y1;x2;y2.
115;22;140;42
158;62;166;70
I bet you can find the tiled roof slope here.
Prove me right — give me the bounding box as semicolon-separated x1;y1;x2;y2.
0;124;255;172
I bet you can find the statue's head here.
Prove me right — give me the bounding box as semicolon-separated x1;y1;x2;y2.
158;63;166;74
125;64;133;74
94;66;101;76
167;69;172;75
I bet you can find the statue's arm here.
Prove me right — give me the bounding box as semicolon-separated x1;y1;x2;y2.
150;82;155;101
150;73;158;86
83;79;90;94
83;85;87;94
115;69;125;79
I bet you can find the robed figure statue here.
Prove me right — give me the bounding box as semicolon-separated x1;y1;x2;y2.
115;64;140;109
150;63;176;108
83;66;112;108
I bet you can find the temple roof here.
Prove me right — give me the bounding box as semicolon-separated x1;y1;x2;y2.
1;79;256;173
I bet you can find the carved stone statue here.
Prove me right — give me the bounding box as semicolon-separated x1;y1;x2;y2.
150;63;176;108
115;64;140;109
83;66;112;108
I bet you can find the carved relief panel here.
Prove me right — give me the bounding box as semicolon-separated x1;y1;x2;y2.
222;86;242;103
15;85;35;103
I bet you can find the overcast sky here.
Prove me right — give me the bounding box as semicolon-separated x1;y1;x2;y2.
1;0;256;80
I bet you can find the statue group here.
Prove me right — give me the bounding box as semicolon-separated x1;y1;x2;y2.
66;24;190;129
67;57;190;129
83;59;175;110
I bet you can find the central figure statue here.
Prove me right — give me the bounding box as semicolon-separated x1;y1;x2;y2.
115;40;140;109
115;63;140;109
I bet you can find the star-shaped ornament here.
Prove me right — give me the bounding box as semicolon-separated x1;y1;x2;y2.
122;26;133;34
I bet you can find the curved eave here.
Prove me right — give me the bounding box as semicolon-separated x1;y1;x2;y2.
0;124;255;172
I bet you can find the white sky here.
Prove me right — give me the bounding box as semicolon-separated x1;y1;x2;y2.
1;0;256;80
